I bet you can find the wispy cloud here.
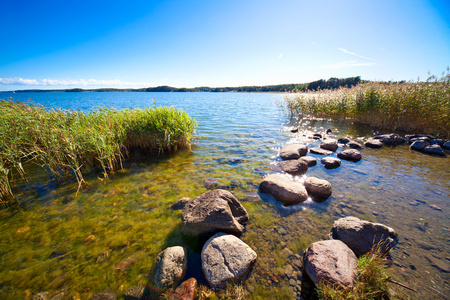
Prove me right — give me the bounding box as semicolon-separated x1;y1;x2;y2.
278;53;283;59
338;48;376;62
320;60;376;69
0;77;146;87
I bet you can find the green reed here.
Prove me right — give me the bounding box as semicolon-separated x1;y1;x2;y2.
285;70;450;139
0;100;197;207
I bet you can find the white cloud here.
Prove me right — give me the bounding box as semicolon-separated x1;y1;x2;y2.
0;77;147;87
338;48;376;62
320;60;376;69
278;53;283;59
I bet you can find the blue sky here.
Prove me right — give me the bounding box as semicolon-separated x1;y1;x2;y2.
0;0;449;91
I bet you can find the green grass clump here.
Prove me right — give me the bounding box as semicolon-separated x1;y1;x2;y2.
285;70;450;139
0;100;197;206
317;250;391;300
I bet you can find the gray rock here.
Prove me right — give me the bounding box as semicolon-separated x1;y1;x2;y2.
431;138;444;146
373;133;406;146
338;137;350;144
202;232;257;290
123;285;145;300
443;141;450;150
364;139;383;148
331;216;398;256
423;145;446;157
347;140;363;149
321;157;341;169
90;289;117;300
304;240;357;287
280;159;308;175
152;246;188;290
181;189;249;238
259;173;308;206
337;149;362;162
310;147;333;155
304;177;332;202
171;197;193;210
410;140;430;152
300;156;317;167
319;139;338;152
280;144;308;160
312;133;322;139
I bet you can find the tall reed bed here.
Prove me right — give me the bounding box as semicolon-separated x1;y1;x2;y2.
285;71;450;139
0;100;197;207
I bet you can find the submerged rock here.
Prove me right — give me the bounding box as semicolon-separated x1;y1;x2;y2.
321;157;341;169
181;189;249;239
280;144;308;160
259;173;308;206
171;197;193;210
203;178;220;190
280;159;308;175
319;139;338;152
309;147;333;155
304;177;332;202
331;216;398;256
123;285;145;300
151;246;188;290
90;289;117;300
304;240;357;287
202;232;257;290
337;149;362;162
300;156;317;167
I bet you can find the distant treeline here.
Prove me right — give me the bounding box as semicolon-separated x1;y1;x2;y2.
7;76;362;93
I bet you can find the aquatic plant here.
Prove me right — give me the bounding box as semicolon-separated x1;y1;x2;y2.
285;69;450;139
0;100;197;206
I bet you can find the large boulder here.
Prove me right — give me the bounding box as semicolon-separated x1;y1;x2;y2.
331;216;398;256
259;173;308;206
280;159;308;175
364;139;383;148
373;133;406;146
423;144;446;157
442;141;450;150
181;190;249;239
280;144;308;160
300;156;317;167
304;177;332;202
304;240;357;287
321;157;341;169
320;139;339;152
151;246;188;290
202;233;257;290
337;149;362;162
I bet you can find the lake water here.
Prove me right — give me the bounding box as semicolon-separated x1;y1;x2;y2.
0;92;448;299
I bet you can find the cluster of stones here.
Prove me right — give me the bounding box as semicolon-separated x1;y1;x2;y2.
304;216;398;288
86;190;256;300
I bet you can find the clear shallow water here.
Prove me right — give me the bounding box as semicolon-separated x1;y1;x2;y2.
0;92;449;299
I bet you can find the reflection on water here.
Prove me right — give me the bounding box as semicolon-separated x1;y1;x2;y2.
0;93;449;299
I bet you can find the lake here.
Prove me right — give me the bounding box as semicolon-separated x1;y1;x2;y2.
0;92;448;299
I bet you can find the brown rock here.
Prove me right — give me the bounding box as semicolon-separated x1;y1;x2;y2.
259;173;308;206
337;149;362;162
280;159;308;175
304;240;357;287
320;157;341;169
320;139;338;152
304;177;332;202
299;156;317;167
365;139;383;148
170;278;197;300
310;147;333;155
280;144;308;160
